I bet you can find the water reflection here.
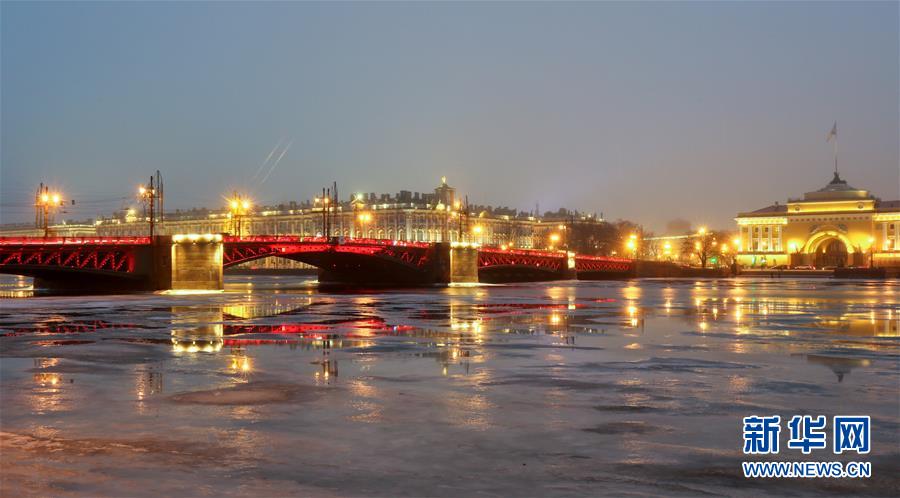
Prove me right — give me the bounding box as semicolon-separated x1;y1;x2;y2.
2;277;899;497
171;306;224;353
804;354;873;382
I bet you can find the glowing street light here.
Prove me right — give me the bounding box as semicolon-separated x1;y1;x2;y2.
35;184;66;237
625;233;640;259
662;241;672;260
356;212;373;237
227;191;252;237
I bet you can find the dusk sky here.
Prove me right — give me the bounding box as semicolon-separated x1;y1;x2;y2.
2;1;897;231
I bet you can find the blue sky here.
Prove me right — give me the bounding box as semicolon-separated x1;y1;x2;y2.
2;1;897;230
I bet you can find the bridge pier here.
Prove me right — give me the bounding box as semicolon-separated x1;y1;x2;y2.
449;243;479;284
161;234;224;291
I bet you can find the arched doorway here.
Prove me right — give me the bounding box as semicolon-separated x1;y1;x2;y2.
815;239;848;268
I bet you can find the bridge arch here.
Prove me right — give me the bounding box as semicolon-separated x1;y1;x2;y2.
222;238;445;285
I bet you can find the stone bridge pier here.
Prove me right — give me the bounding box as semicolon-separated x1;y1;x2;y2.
156;234;225;291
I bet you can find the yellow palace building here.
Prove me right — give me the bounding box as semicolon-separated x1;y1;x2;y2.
735;172;900;268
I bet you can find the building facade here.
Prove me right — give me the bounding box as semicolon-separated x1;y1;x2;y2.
735;172;900;268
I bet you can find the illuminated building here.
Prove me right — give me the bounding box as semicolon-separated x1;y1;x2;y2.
735;172;900;268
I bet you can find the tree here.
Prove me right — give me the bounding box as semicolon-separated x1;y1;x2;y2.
681;228;733;268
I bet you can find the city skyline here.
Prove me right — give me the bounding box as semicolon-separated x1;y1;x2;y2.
2;1;898;230
1;4;899;496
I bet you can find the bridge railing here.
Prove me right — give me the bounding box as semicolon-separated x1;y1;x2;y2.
479;246;566;258
0;236;152;246
574;254;634;264
224;235;433;249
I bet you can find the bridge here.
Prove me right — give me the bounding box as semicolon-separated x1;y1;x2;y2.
0;235;633;292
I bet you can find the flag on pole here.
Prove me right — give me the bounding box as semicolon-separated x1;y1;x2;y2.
826;121;837;142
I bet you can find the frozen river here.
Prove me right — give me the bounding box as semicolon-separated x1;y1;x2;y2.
1;275;898;496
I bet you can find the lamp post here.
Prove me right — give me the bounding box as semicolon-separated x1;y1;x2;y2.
868;236;876;268
34;184;66;237
549;232;561;250
228;192;252;237
626;233;639;260
357;212;372;238
452;200;462;243
137;171;164;238
558;224;567;251
472;224;483;245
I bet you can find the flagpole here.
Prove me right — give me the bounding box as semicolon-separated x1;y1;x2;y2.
827;121;838;175
833;131;838;175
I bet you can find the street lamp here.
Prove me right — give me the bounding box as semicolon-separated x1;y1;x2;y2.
357;212;372;238
34;184;66;237
227;191;252;237
868;236;876;267
472;224;484;245
137;172;164;238
626;233;639;259
549;232;560;249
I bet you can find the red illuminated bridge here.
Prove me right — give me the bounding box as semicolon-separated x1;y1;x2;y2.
0;235;633;292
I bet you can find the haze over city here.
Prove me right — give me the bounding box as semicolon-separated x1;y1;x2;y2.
2;1;898;230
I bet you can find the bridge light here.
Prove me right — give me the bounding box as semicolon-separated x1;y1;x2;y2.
41;193;49;203
550;233;560;243
51;194;60;205
242;200;251;210
698;226;707;235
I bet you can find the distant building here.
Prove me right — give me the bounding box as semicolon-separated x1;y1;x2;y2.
735;172;900;268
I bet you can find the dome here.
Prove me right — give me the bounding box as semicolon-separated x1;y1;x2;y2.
801;172;872;201
816;172;858;192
